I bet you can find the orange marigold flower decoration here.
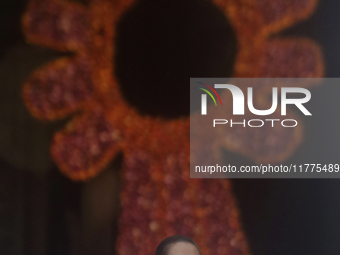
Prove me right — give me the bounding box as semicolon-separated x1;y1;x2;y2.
22;0;323;254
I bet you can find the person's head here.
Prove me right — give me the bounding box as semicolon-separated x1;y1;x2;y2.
155;235;201;255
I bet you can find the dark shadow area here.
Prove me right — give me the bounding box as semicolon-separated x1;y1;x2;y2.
115;0;237;118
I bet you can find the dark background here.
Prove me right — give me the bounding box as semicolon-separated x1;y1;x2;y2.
1;0;340;254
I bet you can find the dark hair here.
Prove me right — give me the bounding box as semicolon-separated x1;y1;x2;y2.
155;235;201;255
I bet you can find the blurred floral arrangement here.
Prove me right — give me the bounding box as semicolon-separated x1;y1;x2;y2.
22;0;323;254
